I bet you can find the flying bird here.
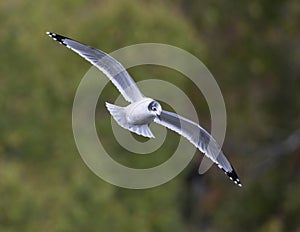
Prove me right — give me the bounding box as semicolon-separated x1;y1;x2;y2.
46;32;242;187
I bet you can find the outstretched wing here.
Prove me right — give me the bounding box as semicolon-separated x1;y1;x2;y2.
154;110;242;187
46;32;144;103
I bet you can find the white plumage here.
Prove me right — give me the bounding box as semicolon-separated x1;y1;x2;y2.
46;32;242;187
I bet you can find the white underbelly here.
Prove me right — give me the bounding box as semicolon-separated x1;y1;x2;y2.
124;97;155;125
127;111;155;125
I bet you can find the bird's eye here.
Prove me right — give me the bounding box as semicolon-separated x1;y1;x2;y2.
148;101;159;112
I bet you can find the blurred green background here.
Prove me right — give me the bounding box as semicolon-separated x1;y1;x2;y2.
1;0;300;231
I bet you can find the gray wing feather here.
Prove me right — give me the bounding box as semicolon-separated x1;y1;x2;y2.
154;110;242;186
46;32;144;103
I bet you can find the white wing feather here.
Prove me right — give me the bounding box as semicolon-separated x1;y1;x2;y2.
154;110;242;187
46;32;144;103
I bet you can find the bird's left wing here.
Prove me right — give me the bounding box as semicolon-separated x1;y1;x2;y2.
46;32;144;103
154;110;242;187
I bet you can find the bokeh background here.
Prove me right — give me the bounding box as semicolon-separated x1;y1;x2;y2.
1;0;300;231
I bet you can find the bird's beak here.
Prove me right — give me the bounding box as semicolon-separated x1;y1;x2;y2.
156;114;161;120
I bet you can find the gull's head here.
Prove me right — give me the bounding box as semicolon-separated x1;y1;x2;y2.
148;100;162;119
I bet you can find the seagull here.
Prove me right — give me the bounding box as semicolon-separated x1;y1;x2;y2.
46;32;242;187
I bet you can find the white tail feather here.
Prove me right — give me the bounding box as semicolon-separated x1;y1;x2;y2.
105;102;154;138
105;102;127;127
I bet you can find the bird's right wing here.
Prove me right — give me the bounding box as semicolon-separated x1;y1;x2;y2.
46;32;144;103
154;110;242;186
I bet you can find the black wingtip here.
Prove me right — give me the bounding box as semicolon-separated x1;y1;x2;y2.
219;166;242;187
227;169;242;187
223;168;242;187
46;32;68;46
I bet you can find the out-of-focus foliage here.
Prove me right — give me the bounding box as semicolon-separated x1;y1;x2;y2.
177;0;300;231
0;0;199;231
1;0;300;231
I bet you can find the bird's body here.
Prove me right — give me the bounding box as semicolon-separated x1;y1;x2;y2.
106;98;159;138
123;98;157;125
46;32;242;187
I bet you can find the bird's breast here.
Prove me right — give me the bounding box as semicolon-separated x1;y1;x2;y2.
126;103;154;125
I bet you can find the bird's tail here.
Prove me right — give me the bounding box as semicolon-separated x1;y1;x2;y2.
105;102;154;138
105;102;127;127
